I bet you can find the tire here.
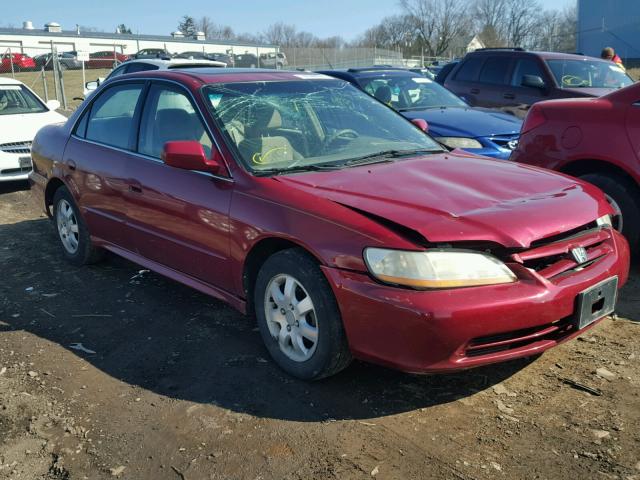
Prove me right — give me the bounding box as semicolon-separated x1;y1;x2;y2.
580;173;640;251
254;248;352;380
52;186;104;266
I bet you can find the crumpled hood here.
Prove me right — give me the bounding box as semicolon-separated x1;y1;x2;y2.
401;107;521;138
0;111;67;144
276;153;607;248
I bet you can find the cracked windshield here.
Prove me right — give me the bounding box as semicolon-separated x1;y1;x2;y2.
546;59;633;88
204;78;444;175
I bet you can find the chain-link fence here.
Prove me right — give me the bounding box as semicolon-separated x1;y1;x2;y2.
1;45;122;110
281;47;408;71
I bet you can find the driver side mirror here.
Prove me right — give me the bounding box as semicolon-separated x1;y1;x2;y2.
85;80;99;91
521;75;546;90
162;141;222;175
411;118;429;133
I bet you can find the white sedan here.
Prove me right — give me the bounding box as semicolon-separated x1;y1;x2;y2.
0;78;66;182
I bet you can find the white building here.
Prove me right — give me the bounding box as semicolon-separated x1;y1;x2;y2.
0;21;278;58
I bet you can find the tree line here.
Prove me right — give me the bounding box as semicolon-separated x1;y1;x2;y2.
177;0;577;56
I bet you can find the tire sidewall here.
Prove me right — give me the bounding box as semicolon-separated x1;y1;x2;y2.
52;187;92;266
254;249;346;380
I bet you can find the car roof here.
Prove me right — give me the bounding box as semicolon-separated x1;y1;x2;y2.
0;77;24;85
127;58;226;68
467;49;606;62
123;68;337;85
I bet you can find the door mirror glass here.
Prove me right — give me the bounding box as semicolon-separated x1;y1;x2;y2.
521;75;546;89
162;140;221;174
411;118;429;132
85;80;99;91
46;99;60;111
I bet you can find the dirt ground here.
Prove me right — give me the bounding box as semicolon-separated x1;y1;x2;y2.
0;181;638;480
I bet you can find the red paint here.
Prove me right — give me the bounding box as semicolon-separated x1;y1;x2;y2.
162;141;222;175
1;53;36;71
29;70;630;374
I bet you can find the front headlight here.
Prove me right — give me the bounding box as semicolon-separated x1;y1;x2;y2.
596;214;612;227
434;137;483;149
364;248;517;289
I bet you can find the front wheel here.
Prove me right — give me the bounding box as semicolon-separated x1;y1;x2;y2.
580;173;640;251
254;249;351;380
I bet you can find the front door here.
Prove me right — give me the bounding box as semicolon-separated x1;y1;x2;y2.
126;82;235;292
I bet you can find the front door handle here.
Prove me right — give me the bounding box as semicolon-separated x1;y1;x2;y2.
129;184;142;194
503;93;515;100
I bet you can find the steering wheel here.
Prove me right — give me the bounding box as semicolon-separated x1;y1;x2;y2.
323;129;359;151
562;75;588;87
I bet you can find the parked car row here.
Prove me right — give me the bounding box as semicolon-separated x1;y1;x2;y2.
21;66;630;381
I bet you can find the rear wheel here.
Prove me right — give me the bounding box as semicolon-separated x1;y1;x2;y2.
254;249;351;380
580;172;640;251
53;186;104;265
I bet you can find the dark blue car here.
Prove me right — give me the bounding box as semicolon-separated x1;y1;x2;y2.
318;67;522;159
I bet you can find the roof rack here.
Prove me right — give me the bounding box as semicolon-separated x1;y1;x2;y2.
475;47;525;52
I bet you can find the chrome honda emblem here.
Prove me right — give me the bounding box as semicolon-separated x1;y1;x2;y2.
507;139;519;150
571;247;588;264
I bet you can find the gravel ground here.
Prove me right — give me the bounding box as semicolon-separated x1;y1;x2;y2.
1;182;639;480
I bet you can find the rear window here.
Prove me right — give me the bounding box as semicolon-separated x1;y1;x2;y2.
478;57;511;85
454;57;484;82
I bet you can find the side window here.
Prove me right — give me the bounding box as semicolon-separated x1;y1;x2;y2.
74;109;89;138
511;58;545;86
454;57;484;82
138;84;212;159
107;65;128;79
478;57;512;85
85;84;144;149
126;63;160;73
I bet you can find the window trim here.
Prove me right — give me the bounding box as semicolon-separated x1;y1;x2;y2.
69;76;233;182
82;81;148;151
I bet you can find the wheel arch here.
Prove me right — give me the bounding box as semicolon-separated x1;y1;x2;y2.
44;177;66;217
242;237;323;316
560;159;639;190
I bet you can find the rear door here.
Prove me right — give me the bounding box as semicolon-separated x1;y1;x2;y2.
445;56;484;105
475;56;514;108
126;81;235;292
62;81;146;251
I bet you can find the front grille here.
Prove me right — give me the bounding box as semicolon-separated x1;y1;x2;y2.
0;166;32;175
465;317;575;357
0;141;32;154
512;226;612;280
489;135;519;151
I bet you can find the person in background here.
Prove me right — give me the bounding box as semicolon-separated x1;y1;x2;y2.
601;47;626;72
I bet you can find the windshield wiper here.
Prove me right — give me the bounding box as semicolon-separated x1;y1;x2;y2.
341;149;444;166
253;164;341;176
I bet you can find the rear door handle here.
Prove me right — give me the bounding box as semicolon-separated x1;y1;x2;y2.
129;184;142;194
470;88;480;94
503;93;515;100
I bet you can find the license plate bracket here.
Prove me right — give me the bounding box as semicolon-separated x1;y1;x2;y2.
574;276;618;330
19;156;32;169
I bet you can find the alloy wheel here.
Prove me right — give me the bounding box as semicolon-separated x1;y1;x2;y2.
263;274;319;362
56;199;80;254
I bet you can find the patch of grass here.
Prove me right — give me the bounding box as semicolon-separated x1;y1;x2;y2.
0;68;111;111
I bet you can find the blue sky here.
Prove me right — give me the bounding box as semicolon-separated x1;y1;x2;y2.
4;0;575;41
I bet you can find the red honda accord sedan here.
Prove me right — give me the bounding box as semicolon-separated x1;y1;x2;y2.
29;69;630;380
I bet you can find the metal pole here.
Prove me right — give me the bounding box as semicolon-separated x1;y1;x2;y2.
41;67;48;102
9;47;15;78
256;46;260;68
52;44;60;102
58;64;68;109
81;58;86;91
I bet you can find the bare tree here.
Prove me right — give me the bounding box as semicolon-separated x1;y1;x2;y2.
400;0;473;56
197;17;235;40
263;22;299;47
502;0;543;47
